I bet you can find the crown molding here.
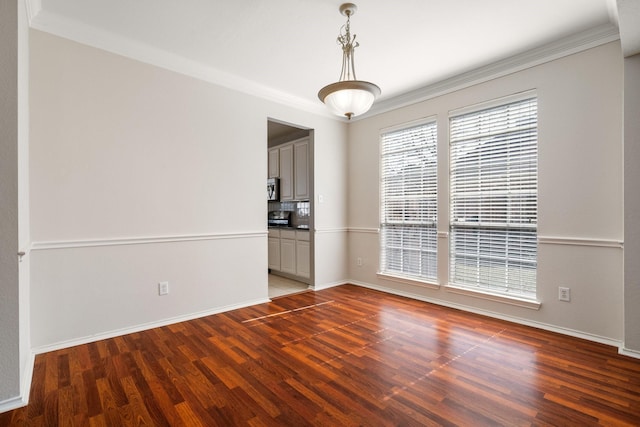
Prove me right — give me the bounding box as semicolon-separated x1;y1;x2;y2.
361;23;621;120
617;0;640;57
28;11;332;118
23;0;41;25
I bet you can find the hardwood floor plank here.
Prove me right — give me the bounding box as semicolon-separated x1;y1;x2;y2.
26;355;46;419
285;378;361;426
87;414;107;427
118;375;158;426
543;392;631;425
220;367;282;418
95;378;121;426
174;401;206;427
130;352;184;426
385;393;462;427
268;381;321;424
81;369;102;418
3;284;640;425
128;367;173;426
56;386;74;427
44;352;59;395
164;368;224;426
42;388;59;426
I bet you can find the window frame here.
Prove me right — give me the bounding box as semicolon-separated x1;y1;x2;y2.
378;117;439;286
447;91;539;305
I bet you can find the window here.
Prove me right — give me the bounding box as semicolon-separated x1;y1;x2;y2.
380;120;438;281
449;96;538;299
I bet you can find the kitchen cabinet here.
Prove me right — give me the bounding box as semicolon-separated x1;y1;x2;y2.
268;148;279;179
294;139;309;200
279;229;297;275
268;228;310;280
268;137;309;201
268;229;281;270
295;230;310;278
279;144;294;201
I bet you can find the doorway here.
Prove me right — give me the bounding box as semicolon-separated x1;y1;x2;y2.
267;119;314;298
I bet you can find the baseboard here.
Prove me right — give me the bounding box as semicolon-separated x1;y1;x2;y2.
32;297;270;354
0;351;35;414
349;279;623;349
0;395;26;414
313;280;348;291
619;346;640;360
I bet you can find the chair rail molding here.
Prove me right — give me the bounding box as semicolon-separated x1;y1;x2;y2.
30;231;267;251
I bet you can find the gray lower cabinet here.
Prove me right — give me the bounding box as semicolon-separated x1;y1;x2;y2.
268;234;280;270
280;229;297;275
295;231;310;278
269;228;310;279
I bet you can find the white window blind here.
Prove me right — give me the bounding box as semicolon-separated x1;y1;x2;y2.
449;96;537;299
380;121;437;281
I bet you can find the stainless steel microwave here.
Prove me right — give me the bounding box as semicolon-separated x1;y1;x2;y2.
267;178;279;201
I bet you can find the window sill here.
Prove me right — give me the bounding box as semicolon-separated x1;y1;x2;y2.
445;284;541;310
377;273;440;290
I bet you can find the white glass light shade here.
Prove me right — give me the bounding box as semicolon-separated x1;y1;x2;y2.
318;80;381;119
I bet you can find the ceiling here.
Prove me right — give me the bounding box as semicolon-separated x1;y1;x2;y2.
29;0;622;119
267;121;309;145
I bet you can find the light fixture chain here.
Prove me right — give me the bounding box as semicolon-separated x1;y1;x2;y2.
337;11;359;81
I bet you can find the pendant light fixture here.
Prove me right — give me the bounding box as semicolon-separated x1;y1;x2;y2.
318;3;381;120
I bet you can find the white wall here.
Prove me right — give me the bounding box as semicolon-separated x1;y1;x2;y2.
313;123;349;288
348;42;625;343
29;30;347;350
624;53;640;354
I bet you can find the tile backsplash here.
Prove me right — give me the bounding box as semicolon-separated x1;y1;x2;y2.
269;201;310;228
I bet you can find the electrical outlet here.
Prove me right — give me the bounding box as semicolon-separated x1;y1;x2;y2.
558;286;570;302
158;281;169;296
357;257;363;267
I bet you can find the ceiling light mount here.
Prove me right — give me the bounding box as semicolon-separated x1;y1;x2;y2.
339;3;357;17
318;3;380;120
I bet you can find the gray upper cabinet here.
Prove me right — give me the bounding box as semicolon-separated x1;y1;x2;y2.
269;137;309;202
268;147;279;179
279;144;294;201
294;139;309;201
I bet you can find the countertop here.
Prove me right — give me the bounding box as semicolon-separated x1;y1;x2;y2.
268;225;310;231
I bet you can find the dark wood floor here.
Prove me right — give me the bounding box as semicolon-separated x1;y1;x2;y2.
2;284;640;426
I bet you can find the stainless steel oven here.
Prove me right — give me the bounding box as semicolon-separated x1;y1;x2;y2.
268;211;290;227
